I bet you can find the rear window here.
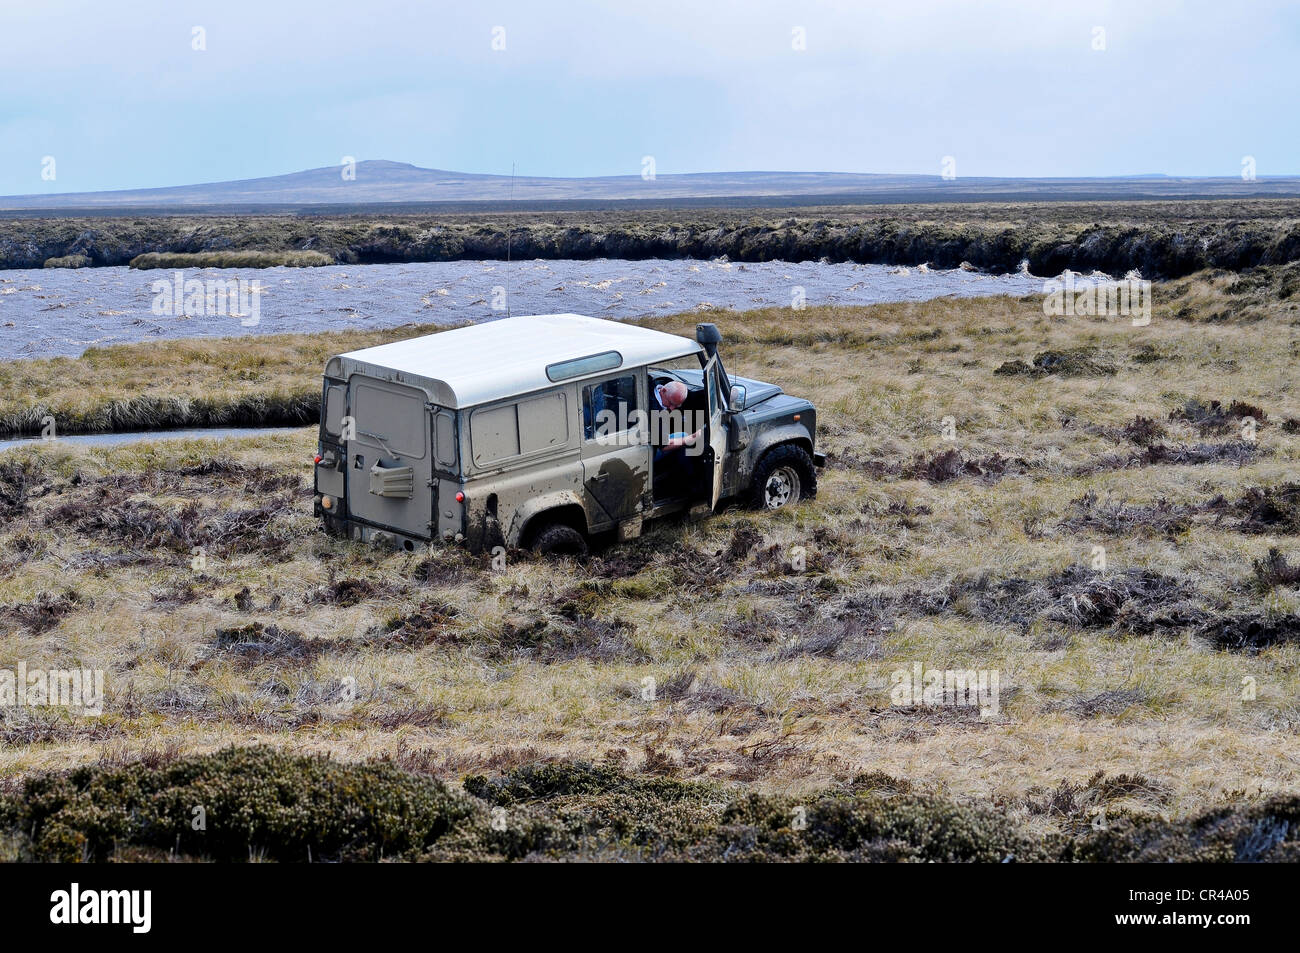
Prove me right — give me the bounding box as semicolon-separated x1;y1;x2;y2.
323;384;345;437
470;391;570;466
434;410;458;470
352;382;426;459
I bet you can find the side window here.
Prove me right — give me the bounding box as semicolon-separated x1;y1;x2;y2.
469;392;570;467
323;384;345;437
434;410;458;469
470;404;520;466
518;392;569;454
583;374;638;441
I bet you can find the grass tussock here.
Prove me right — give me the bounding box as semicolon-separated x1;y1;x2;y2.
42;254;90;269
128;250;333;269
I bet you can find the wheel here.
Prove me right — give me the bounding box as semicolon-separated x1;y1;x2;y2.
530;522;590;558
751;444;816;510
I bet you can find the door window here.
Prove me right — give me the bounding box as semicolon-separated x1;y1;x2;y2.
583;374;638;442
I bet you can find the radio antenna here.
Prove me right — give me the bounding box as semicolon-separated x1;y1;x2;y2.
505;162;515;318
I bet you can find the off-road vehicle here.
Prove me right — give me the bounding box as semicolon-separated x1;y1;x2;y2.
314;313;824;555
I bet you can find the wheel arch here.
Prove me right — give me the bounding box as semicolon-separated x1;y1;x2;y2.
749;438;818;507
748;430;814;477
512;497;589;548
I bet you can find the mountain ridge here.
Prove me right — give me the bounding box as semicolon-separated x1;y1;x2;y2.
4;159;1300;210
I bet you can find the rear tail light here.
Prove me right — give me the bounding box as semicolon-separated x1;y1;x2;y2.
455;491;465;503
314;454;323;464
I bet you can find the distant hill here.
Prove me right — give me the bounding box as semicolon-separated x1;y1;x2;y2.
4;160;1300;211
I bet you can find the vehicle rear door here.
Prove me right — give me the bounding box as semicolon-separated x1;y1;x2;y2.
345;378;433;539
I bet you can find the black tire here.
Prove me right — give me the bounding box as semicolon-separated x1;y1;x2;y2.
530;522;590;558
750;444;816;510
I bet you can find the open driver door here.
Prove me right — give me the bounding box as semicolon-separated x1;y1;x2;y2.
703;354;728;510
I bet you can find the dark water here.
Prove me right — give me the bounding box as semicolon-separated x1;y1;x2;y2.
0;258;1043;360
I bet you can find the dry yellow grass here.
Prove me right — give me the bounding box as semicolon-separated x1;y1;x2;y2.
1;272;1298;826
0;322;454;434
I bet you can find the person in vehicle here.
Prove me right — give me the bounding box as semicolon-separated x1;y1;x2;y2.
649;376;705;499
651;380;702;448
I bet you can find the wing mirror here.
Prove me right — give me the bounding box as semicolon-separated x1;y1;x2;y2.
728;384;747;411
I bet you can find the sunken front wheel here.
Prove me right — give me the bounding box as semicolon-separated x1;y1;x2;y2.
751;444;816;510
530;523;590;558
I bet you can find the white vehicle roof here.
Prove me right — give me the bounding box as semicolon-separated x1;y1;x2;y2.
329;313;703;409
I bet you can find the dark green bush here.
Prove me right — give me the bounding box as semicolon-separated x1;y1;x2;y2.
1065;797;1300;862
6;747;476;862
4;750;1298;862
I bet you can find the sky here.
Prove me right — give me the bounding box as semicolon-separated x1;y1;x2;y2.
2;0;1298;195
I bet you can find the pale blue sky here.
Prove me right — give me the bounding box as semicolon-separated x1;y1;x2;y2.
2;0;1297;195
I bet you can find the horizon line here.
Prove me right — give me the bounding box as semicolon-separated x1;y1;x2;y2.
8;159;1300;201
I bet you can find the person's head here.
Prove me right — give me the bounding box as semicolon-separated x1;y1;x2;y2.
657;380;688;411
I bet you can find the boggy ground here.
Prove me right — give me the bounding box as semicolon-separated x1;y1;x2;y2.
1;265;1299;860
